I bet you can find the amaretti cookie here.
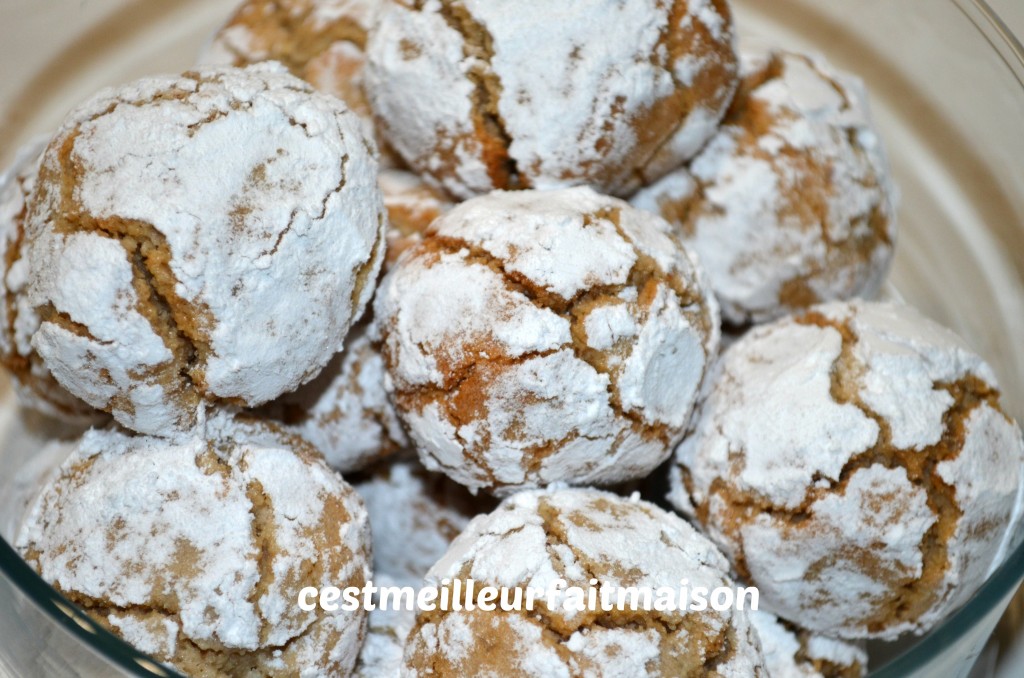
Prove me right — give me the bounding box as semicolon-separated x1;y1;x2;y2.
355;458;494;585
632;50;896;326
270;323;407;473
374;187;719;494
670;300;1024;639
0;138;102;423
403;489;766;676
26;63;385;437
749;610;867;678
16;413;372;677
365;0;738;199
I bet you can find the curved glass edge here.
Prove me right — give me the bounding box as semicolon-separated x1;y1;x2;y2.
957;0;1024;87
0;537;185;678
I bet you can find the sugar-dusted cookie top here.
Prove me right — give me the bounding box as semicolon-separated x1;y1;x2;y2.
375;186;719;494
365;0;738;199
671;300;1024;639
17;413;372;677
749;610;867;678
403;488;766;676
632;50;897;325
27;63;385;436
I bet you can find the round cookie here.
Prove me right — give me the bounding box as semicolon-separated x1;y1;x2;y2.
379;168;452;271
749;610;867;678
16;413;372;677
269;323;408;473
670;300;1024;639
200;0;403;166
355;458;495;585
374;187;719;494
26;63;385;437
631;50;896;326
0;138;103;423
364;0;738;199
403;488;766;676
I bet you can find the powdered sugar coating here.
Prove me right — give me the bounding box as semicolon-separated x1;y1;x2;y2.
748;610;866;678
670;300;1024;639
375;187;718;494
27;63;385;436
403;489;766;676
16;413;372;676
268;323;408;473
365;0;738;199
631;50;897;325
355;458;494;586
0;137;102;423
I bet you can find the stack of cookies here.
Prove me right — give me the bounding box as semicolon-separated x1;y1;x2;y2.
3;0;1022;676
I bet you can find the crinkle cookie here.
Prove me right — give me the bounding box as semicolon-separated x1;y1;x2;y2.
269;323;407;473
355;458;495;585
632;50;896;326
749;610;866;678
16;413;372;677
199;0;399;163
379;168;452;271
0;138;102;423
365;0;738;199
26;63;385;437
403;489;766;677
670;300;1024;639
374;187;719;494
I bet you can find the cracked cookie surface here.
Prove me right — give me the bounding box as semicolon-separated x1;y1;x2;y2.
0;137;103;423
402;488;766;677
632;50;897;326
364;0;738;200
26;63;385;437
374;187;719;495
670;300;1024;639
16;412;372;677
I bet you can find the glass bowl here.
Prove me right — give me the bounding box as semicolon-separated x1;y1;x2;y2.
1;0;1023;676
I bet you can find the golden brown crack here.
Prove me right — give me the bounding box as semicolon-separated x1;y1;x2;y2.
380;206;717;491
404;496;742;676
32;71;359;419
632;0;738;189
25;444;367;677
695;311;998;634
431;0;522;190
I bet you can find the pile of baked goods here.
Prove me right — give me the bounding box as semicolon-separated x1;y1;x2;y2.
4;0;1023;676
